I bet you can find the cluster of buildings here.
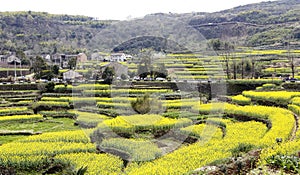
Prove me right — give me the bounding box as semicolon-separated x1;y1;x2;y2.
0;52;132;82
0;52;132;68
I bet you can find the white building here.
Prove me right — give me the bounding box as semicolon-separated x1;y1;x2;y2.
7;55;21;64
110;53;127;62
110;53;133;62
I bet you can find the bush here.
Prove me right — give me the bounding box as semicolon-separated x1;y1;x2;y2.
45;82;55;93
231;143;256;157
131;94;163;114
266;154;300;174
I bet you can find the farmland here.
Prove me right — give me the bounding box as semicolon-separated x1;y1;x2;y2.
1;49;300;174
1;0;300;173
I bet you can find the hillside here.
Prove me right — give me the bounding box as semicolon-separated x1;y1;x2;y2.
0;11;114;55
189;0;300;47
0;0;300;56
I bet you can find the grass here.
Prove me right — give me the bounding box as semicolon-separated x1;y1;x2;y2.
72;110;110;128
0;135;27;145
0;118;80;145
0;118;80;135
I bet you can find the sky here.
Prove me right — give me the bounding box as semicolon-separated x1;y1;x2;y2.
0;0;276;20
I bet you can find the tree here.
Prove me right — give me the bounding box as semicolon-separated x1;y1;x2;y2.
223;42;235;79
16;49;26;60
52;65;59;76
30;56;47;79
154;63;168;78
131;94;163;114
41;70;54;80
137;64;148;79
285;35;296;79
102;66;115;84
207;39;221;51
207;39;235;79
232;60;237;79
68;57;77;69
121;74;127;80
45;82;55;93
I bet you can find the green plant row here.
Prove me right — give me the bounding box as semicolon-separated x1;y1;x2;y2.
195;103;295;145
242;91;300;106
98;114;192;135
0;107;33;116
0;114;43;122
100;138;162;162
32;101;71;112
231;95;251;105
39;110;76;119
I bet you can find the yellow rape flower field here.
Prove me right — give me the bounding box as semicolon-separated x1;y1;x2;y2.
1;85;300;174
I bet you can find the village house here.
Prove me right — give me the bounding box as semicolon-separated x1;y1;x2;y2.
7;55;21;65
63;70;83;81
100;62;128;78
110;53;132;62
110;53;126;62
0;55;7;63
51;53;78;68
77;53;88;62
91;52;107;61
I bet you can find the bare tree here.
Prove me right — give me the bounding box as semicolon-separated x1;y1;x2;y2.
207;39;235;79
286;35;296;79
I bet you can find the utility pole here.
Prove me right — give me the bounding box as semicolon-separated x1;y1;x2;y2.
20;61;22;77
14;58;17;81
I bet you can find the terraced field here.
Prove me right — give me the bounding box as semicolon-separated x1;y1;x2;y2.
1;49;300;174
0;81;299;174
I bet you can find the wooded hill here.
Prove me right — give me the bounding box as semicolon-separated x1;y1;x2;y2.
0;11;114;55
0;0;299;55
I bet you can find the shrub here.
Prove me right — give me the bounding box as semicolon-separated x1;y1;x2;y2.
131;94;163;114
45;82;55;93
231;143;256;157
266;154;300;174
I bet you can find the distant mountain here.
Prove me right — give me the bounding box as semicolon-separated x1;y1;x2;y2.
189;0;300;47
0;0;299;56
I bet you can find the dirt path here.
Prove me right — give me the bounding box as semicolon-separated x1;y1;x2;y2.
289;113;299;141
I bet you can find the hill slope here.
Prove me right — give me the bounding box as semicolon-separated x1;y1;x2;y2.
0;0;299;55
0;11;113;54
189;0;300;47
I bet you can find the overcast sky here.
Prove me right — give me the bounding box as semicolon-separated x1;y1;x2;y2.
0;0;276;20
